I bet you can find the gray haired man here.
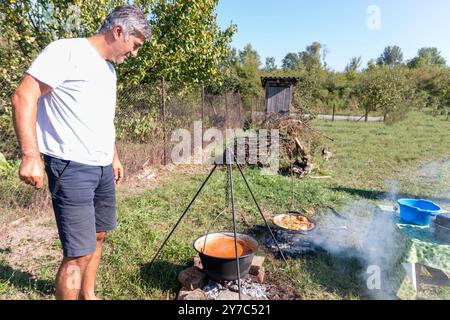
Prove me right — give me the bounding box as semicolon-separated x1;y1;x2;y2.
11;5;151;300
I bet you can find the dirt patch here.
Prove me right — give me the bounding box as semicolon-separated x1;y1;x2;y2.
118;156;213;199
0;208;60;274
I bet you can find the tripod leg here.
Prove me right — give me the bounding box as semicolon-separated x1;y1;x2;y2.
227;153;242;300
234;160;289;264
148;164;218;270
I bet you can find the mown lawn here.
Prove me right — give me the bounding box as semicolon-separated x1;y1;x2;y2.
1;111;449;300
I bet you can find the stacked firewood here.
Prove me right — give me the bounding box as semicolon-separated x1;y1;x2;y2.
231;115;321;177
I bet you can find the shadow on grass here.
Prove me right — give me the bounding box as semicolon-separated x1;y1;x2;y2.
139;260;187;294
330;186;450;204
0;262;54;296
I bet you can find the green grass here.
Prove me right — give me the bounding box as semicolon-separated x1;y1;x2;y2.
312;111;450;204
99;167;348;300
1;111;449;300
0;253;55;300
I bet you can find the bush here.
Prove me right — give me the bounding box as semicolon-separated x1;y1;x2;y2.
0;107;19;160
0;153;45;210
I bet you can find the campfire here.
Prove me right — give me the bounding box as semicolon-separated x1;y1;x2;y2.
177;255;270;300
149;147;294;300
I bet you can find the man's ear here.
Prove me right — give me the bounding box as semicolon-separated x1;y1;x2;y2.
112;26;123;40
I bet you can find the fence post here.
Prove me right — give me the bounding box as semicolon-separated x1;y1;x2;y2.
161;77;167;165
224;92;228;129
237;91;242;127
250;94;254;123
332;103;336;121
201;85;205;149
365;104;369;122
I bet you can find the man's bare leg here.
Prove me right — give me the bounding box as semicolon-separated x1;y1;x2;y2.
79;232;106;300
55;254;93;300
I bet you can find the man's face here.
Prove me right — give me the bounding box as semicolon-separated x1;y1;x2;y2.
112;27;145;64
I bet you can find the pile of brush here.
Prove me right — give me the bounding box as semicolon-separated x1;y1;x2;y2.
233;114;326;176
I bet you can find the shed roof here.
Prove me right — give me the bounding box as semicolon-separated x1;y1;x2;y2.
261;77;300;87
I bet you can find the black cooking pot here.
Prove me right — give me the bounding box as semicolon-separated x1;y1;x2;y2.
193;232;258;282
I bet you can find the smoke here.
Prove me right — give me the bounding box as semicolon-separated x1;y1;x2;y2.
385;180;400;202
308;159;450;299
311;200;403;299
412;160;450;204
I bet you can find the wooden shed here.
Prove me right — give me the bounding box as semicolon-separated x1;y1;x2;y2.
261;77;299;114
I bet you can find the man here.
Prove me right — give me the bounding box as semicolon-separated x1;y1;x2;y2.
11;5;151;300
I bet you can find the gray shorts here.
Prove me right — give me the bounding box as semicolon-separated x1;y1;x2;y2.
44;154;117;257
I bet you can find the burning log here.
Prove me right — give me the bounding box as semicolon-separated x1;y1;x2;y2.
177;255;272;300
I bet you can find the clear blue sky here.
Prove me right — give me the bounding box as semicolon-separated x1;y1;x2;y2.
216;0;450;71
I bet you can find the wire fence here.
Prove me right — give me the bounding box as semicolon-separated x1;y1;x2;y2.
0;71;266;173
115;80;265;170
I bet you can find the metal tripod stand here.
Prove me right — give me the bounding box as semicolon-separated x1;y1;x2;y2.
148;147;288;300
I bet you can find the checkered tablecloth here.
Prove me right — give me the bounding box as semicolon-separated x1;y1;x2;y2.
396;221;450;273
380;207;450;299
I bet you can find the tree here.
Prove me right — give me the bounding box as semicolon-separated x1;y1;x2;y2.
0;0;237;157
345;56;362;72
361;67;414;124
282;42;323;72
321;44;330;71
301;41;322;71
205;47;240;95
0;0;236;87
264;57;277;72
234;44;263;105
376;45;404;67
412;68;450;117
366;59;376;70
407;47;447;68
238;44;261;68
282;53;302;70
127;0;236;84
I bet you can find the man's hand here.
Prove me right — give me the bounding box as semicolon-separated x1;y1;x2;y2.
112;157;124;186
19;155;44;189
11;73;52;191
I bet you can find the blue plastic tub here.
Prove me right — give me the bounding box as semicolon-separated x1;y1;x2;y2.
397;199;442;226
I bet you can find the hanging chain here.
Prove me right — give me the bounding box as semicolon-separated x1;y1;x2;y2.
202;165;232;253
225;164;231;209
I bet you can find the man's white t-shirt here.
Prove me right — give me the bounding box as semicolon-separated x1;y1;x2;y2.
26;38;117;166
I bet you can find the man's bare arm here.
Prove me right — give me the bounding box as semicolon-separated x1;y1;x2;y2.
112;144;124;185
11;74;52;189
